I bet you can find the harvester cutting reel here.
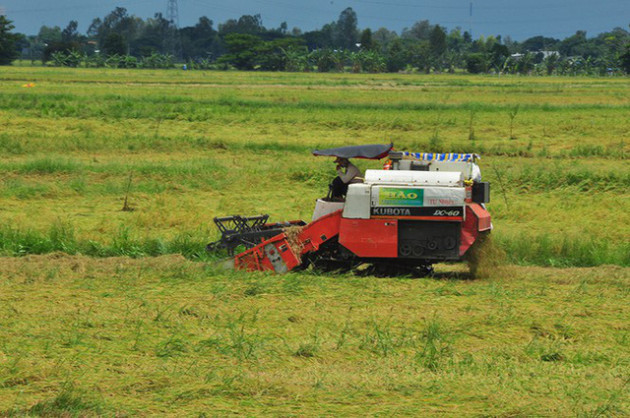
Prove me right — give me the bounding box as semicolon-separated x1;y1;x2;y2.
206;215;305;256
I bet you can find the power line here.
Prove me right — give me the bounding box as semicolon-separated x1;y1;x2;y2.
351;0;629;11
351;0;463;10
188;0;337;28
4;0;156;15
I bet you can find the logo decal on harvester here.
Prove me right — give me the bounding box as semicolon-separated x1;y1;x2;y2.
371;206;463;217
372;207;412;216
378;188;424;206
432;209;462;216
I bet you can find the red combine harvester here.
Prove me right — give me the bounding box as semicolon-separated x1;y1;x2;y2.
208;144;491;276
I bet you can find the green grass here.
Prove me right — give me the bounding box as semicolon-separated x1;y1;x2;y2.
0;255;628;415
0;222;627;267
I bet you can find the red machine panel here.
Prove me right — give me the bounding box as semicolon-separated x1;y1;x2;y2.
297;210;343;255
459;203;492;256
468;203;492;231
339;218;398;258
234;210;344;273
234;233;302;273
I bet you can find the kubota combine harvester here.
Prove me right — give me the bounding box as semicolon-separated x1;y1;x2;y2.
208;144;491;276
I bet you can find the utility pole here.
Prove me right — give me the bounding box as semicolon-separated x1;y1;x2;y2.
166;0;179;28
469;2;473;39
165;0;181;59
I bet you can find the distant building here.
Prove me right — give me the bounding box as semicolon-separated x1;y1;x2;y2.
539;50;559;59
511;51;560;61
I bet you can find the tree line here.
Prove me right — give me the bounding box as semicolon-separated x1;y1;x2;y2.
1;8;630;75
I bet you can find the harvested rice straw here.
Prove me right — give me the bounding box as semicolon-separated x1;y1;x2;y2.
283;226;306;260
466;234;510;279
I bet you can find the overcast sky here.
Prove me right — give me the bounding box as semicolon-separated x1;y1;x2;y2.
1;0;628;40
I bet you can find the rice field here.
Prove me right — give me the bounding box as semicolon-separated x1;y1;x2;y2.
0;66;628;415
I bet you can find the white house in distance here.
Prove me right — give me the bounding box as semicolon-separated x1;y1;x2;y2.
539;50;560;59
511;50;560;60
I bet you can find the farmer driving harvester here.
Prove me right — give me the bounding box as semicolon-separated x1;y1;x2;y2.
331;157;362;199
312;143;394;200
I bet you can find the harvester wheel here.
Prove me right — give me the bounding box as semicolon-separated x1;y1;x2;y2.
443;236;457;250
304;238;356;273
399;243;412;257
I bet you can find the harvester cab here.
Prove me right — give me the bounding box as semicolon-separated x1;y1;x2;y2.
208;144;492;276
